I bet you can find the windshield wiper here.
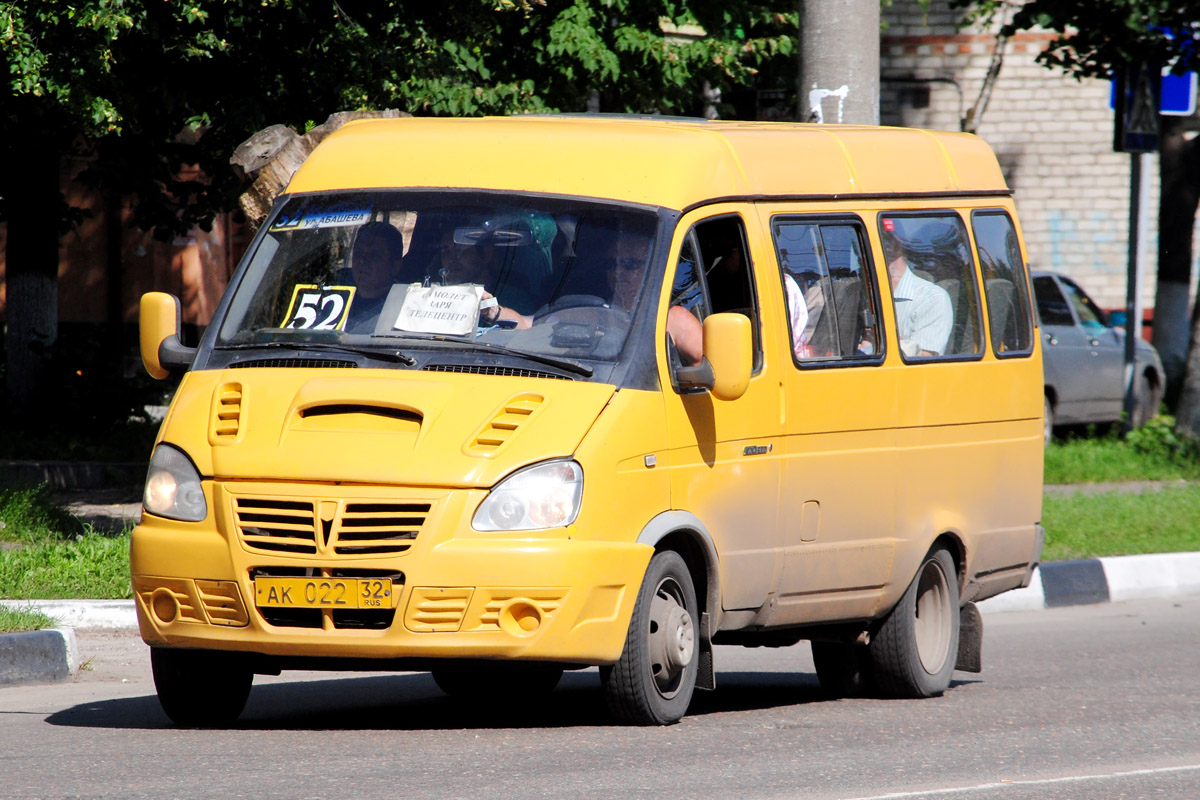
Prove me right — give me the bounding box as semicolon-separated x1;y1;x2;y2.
375;334;593;377
218;341;416;366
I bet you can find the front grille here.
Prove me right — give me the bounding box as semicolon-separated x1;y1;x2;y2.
232;496;430;558
423;364;569;380
235;498;318;555
229;358;358;369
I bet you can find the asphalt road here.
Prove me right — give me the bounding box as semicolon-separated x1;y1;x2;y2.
1;597;1197;800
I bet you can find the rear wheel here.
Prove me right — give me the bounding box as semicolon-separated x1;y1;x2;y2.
601;550;699;725
868;546;960;699
811;641;875;698
150;647;253;727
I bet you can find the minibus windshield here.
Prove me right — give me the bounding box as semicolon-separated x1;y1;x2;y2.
217;191;659;365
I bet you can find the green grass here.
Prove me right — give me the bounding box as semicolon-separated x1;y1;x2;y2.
1042;486;1200;561
0;605;59;633
0;485;131;602
1045;416;1200;484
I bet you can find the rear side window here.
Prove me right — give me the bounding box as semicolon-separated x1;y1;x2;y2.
879;212;982;361
972;210;1035;357
1033;276;1074;326
772;218;880;364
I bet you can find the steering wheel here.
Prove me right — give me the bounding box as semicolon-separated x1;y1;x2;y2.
533;293;609;322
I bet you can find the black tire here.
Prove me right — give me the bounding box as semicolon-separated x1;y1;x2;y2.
1131;373;1156;428
431;663;563;699
811;641;876;698
150;647;253;727
868;546;960;699
601;550;699;725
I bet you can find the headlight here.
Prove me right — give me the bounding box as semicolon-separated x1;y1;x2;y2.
143;444;207;522
472;460;583;531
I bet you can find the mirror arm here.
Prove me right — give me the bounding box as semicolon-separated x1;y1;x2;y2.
674;358;714;393
159;336;197;372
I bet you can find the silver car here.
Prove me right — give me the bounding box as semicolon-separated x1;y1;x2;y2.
1033;271;1163;443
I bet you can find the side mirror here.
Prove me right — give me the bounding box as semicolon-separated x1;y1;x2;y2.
674;312;752;401
140;292;196;380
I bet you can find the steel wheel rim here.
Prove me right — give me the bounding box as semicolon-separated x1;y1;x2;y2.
914;558;952;674
647;576;694;698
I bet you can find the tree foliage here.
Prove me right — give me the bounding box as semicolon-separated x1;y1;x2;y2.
1;0;797;239
953;0;1200;78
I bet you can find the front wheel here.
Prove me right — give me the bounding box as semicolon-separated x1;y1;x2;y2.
151;647;253;727
868;546;960;699
601;550;699;725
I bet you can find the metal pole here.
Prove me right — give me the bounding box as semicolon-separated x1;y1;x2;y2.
1122;152;1150;432
797;0;880;125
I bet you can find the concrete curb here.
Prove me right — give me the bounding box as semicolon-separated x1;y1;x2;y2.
0;628;78;687
979;551;1200;613
2;553;1199;688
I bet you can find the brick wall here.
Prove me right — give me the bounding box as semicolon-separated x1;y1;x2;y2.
880;0;1197;312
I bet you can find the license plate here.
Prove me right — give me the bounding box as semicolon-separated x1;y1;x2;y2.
255;577;393;609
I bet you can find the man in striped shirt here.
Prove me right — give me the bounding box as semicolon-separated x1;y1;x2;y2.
884;238;953;358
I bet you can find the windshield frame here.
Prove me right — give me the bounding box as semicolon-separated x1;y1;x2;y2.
193;189;678;388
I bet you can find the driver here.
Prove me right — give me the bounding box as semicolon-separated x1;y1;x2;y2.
346;221;405;331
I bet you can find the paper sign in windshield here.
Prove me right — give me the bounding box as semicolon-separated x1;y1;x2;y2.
392;285;483;336
280;285;356;330
271;204;372;231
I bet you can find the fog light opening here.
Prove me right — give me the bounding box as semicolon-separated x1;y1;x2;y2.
150;588;180;624
500;600;542;636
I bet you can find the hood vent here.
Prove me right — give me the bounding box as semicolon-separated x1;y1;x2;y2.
230;358;357;369
209;382;244;444
424;364;569;381
465;394;544;456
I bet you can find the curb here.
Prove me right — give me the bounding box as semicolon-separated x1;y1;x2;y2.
2;553;1199;688
0;628;78;687
978;551;1200;613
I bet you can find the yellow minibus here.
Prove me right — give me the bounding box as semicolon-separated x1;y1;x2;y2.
134;116;1044;726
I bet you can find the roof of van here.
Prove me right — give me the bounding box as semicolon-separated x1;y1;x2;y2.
284;115;1010;210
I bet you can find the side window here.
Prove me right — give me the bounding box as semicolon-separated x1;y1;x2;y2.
772;218;879;363
1059;277;1109;332
666;216;762;371
879;212;982;360
972;210;1035;356
1033;276;1075;326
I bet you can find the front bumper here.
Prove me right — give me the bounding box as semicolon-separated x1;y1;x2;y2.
130;480;652;665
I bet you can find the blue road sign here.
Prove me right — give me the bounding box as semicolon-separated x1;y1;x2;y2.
1161;71;1198;116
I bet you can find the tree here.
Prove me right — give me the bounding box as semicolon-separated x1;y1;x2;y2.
952;0;1200;436
1;0;797;417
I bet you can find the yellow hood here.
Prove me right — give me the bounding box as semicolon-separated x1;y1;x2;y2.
157;368;616;488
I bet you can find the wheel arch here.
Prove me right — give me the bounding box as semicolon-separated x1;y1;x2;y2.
636;511;720;636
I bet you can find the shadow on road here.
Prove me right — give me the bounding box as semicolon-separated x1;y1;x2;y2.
45;669;972;731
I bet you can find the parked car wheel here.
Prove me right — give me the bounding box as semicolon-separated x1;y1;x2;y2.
1043;394;1055;445
1131;373;1157;428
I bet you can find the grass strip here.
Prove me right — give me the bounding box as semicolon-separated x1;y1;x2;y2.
1045;416;1200;485
1042;485;1200;562
0;605;59;633
0;532;132;600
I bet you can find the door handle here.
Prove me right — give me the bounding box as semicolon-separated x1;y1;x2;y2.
1088;338;1100;347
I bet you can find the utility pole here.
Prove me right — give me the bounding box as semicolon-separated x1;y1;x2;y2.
797;0;880;125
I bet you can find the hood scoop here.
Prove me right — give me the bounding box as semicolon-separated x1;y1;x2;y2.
293;403;422;435
463;394;544;458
